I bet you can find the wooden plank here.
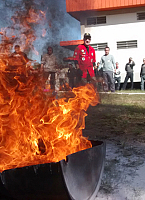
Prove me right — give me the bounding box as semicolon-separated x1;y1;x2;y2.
60;40;84;47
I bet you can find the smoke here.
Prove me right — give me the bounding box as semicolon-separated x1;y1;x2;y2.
0;0;81;63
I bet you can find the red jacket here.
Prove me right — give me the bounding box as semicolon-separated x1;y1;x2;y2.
73;44;96;78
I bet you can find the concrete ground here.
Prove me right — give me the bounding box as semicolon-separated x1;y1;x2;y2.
95;140;145;200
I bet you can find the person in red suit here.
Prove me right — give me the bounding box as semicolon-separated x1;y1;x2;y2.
73;33;96;86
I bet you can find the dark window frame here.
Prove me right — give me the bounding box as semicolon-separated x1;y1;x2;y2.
91;43;108;51
87;16;106;25
117;40;137;50
137;12;145;20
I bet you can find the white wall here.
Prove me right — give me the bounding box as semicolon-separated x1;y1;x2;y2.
81;11;145;82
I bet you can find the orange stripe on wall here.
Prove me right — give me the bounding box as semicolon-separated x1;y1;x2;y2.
66;0;145;12
141;0;145;4
97;0;102;10
116;0;121;7
105;0;110;8
101;0;106;9
127;0;133;6
136;0;141;4
132;0;137;5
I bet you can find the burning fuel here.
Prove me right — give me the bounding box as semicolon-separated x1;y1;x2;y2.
0;70;99;172
0;3;99;173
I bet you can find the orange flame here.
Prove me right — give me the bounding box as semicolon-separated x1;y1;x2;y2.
0;66;99;172
0;7;99;173
9;8;46;53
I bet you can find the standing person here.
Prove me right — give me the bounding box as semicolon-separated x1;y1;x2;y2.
99;46;116;92
94;62;104;91
122;57;135;90
75;65;83;87
41;46;57;90
73;33;96;87
94;62;100;78
140;58;145;90
57;65;67;91
67;63;76;89
114;62;121;90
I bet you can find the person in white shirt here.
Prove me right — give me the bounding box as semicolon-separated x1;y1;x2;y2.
99;46;116;92
41;46;57;90
114;62;121;90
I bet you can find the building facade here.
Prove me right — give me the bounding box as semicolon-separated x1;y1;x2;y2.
62;0;145;82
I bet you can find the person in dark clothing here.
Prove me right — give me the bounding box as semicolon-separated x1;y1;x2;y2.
94;62;101;77
75;66;83;87
67;63;76;89
122;57;135;90
140;58;145;90
95;62;104;91
11;45;29;63
8;45;30;74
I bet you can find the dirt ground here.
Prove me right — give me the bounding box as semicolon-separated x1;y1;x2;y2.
83;101;145;200
83;130;145;200
83;92;145;200
96;139;145;200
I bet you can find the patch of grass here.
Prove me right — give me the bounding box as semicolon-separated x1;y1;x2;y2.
83;92;145;142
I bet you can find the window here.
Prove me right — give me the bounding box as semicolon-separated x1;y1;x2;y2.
87;17;96;25
137;12;145;20
117;40;137;49
91;43;108;51
87;16;106;25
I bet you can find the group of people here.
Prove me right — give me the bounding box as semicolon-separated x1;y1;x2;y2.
40;46;84;91
73;32;145;91
96;55;135;92
73;33;118;92
9;34;145;92
39;33;145;92
73;33;122;92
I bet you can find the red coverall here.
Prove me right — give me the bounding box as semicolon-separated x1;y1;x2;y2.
73;44;96;78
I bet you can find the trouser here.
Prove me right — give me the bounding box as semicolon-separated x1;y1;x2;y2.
122;72;133;90
141;75;145;90
114;76;121;90
103;71;115;92
96;76;104;91
59;78;65;86
82;76;97;88
69;78;75;88
43;71;56;90
81;69;97;88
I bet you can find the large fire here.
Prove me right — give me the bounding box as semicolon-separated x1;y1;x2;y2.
0;7;99;173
